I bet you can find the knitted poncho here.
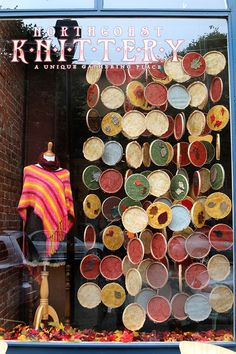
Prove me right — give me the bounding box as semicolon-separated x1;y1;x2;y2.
18;165;75;256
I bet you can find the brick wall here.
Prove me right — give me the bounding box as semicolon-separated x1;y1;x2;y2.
0;20;25;327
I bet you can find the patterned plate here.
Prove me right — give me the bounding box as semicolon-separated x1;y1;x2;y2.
147;295;171;323
99;169;123;193
150;140;169;166
146;202;172;229
82;165;102;190
144;82;167;106
125;173;150;201
101;86;125;109
207;105;229;131
80;254;101;280
83;194;101;219
168;84;191;110
86;108;101;133
168;205;191;232
126;81;145;107
188;141;207;167
210;163;225;190
182;52;206;77
106;67;126;86
102;196;121;221
101;283;126;308
170;174;189;201
102;225;124;251
205;192;232;219
87;84;100;108
101;112;122;136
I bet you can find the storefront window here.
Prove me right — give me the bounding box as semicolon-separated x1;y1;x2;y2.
0;16;233;342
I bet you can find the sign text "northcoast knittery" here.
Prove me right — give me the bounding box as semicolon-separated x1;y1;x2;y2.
11;25;185;64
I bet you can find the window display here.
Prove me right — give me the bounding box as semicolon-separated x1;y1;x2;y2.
0;16;234;343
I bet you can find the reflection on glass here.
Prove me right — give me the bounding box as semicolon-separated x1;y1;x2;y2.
103;0;227;9
0;0;95;10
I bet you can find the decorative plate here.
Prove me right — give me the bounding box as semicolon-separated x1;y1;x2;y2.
86;108;101;133
146;202;172;229
84;224;96;250
209;285;233;313
209;223;233;251
101;283;126;308
147;170;171;198
186;110;206;136
150;232;167;260
168;205;191;232
82;165;102;190
125;173;150;201
126;81;145;107
150;139;169;166
146;262;169;290
122;303;146;331
127;238;144;264
125;141;143;169
170;174;189;201
187;81;208;108
102;225;124;251
210;163;225;190
80;254;101;280
101;196;121;221
86;64;102;84
185;263;210;290
87;84;100;108
77;283;101;309
125;268;142;296
191;201;206;229
168;84;191;110
102;141;123;166
100;255;123;280
207;254;230;282
122;110;146;139
203;51;226;75
185;232;211;259
147;295;171;323
83;194;101;219
101;112;122;136
122;206;148;233
118;197;142;216
182;52;206;77
164;56;191;83
206;105;229;131
106;67;126;86
171;293;189;320
188;141;207;167
144;82;167;106
205;192;232;219
161;115;174;139
174;113;185;140
210;76;223;103
167;235;188;263
185;294;211;322
83;137;104;162
99;169;123;193
146;110;169;137
101;86;125;109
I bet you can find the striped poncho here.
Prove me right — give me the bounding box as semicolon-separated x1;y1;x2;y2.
18;164;75;256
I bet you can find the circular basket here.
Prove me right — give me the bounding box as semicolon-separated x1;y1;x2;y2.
101;86;125;109
125;268;142;296
102;225;124;251
188;141;207;167
86;109;101;133
106;67;126;86
168;84;191;110
191;200;206;229
102;141;123;166
142;142;151;168
86;64;102;84
87;84;100;108
205;192;232;219
209;223;233;251
192;170;202;199
187;82;208;108
135;288;156;312
101;112;122;137
173;142;190;167
122;303;146;331
168;235;188;263
210;76;223;103
150;233;167;260
150;140;169;166
170;174;189;201
144;82;167;106
80;254;101;280
101;283;126;308
99;169;123;194
185;232;211;259
77;283;101;309
139;229;153;255
102;196;121;221
125;141;143;169
206;105;229;131
137;258;154;284
187;110;206;136
127;238;144;264
147;295;171;323
126;81;146;107
199;168;211;193
83;194;101;219
83;137;104;162
84;224;96;250
146;202;172;229
204;51;226;75
202;141;215;164
146;262;168;289
168;205;190;232
171;293;189;320
182;52;206;77
185;294;211;322
118;197;142;216
127;65;145;79
122;110;146;139
185;263;209;290
125;173;150;201
164;56;191;83
209;285;233;313
148;60;166;79
207;254;230;281
146;110;169;137
161;115;174;139
210;163;225;190
147;170;170;197
122;255;138;276
174;113;185;141
100;255;123;280
82;165;102;190
122;206;148;233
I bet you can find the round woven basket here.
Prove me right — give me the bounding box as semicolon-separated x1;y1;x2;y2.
122;303;146;331
182;52;206;77
205;192;232;219
127;65;145;79
83;194;101;219
125;173;150;201
122;206;148;233
83;137;104;162
168;84;191;110
168;205;191;232
187;81;208;107
100;255;123;280
187;110;206;136
101;86;125;109
101;112;122;136
149;140;169;166
207;254;230;281
204;51;226;75
164;56;191;83
84;224;96;250
209;223;233;251
86;108;101;133
101;283;126;308
150;233;167;260
185;263;210;290
125;268;142;296
122;110;146;139
147;295;171;323
207;105;229;131
99;169;123;194
101;196;121;221
80;254;101;280
185;232;210;259
125;141;143;169
102;141;123;166
144;82;167;106
191;200;206;229
82;165;102;191
127;238;144;264
199;168;211;193
139;229;153;254
167;235;188;263
106;67;126;86
102;225;124;251
87;84;100;108
137;258;154;284
210;163;225;190
86;64;102;84
184;294;211;322
210;76;223;103
146;201;172;229
146;110;169;137
146;262;168;289
126;81;145;107
77;283;101;309
209;285;233;313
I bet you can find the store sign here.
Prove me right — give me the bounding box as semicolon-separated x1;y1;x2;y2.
11;23;185;66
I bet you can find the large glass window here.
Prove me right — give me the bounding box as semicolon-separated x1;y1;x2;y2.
0;16;233;343
0;0;95;10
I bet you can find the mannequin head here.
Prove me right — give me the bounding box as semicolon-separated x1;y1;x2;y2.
37;142;61;171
